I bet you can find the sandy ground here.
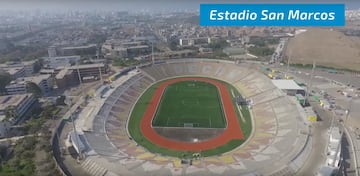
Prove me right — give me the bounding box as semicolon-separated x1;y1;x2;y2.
286;28;360;71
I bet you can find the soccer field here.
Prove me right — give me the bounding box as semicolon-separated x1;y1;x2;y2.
152;80;226;128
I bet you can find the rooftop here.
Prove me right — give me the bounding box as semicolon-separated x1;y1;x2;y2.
61;44;97;50
68;63;105;69
56;69;73;79
4;67;24;75
40;69;55;74
272;79;304;90
0;60;36;68
0;94;32;111
25;74;51;84
127;45;149;49
43;55;81;60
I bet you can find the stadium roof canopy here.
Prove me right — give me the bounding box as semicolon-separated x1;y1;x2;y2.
272;80;304;90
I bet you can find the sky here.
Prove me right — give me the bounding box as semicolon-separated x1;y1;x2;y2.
0;0;359;11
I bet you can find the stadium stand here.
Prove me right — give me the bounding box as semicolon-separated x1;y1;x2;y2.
70;58;311;176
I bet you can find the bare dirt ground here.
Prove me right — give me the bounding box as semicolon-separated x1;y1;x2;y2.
153;127;224;143
286;28;360;71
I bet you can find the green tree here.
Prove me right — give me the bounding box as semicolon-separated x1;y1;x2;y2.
208;39;229;50
0;72;11;95
248;46;274;56
249;36;266;47
26;82;42;97
169;40;178;51
5;106;17;121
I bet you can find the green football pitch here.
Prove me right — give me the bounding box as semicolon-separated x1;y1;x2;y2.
152;80;226;128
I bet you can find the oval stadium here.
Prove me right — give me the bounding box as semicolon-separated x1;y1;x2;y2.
56;59;311;176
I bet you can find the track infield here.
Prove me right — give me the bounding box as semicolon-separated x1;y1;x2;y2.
152;80;226;128
140;77;244;151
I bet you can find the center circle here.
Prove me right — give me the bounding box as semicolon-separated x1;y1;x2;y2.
151;80;227;143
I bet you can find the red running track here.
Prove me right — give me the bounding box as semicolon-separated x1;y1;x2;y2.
140;77;243;151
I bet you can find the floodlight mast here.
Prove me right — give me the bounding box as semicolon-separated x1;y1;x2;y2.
152;42;154;64
303;61;316;106
285;49;291;77
65;96;82;160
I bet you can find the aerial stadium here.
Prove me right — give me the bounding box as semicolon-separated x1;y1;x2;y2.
59;58;312;176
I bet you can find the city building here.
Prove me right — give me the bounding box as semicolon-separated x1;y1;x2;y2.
68;63;108;79
3;67;26;79
58;44;97;56
5;74;53;95
0;94;36;138
48;46;57;57
42;55;81;69
55;69;78;89
55;63;108;89
0;60;37;78
179;37;211;46
102;39;151;58
126;45;150;58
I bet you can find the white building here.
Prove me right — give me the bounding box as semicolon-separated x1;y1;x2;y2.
0;61;36;78
0;94;36;138
5;82;27;95
272;79;305;96
2;67;26;79
5;74;53;95
42;55;81;69
48;46;57;57
179;37;211;46
22;61;36;76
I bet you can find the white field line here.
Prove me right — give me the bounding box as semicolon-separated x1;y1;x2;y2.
232;88;246;123
237;104;246;123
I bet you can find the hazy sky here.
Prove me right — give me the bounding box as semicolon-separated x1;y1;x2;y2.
0;0;358;11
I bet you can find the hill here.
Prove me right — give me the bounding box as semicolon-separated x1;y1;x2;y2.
286;28;360;71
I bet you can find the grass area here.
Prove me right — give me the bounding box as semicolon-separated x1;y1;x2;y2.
113;58;146;67
289;63;358;73
225;83;252;139
153;81;226;128
0;105;63;176
128;77;252;158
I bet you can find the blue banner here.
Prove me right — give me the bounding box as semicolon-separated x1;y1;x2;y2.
200;4;345;26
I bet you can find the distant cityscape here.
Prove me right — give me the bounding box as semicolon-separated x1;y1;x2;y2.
0;5;359;176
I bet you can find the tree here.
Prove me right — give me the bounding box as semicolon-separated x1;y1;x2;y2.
169;40;178;51
26;82;42;97
0;145;8;162
5;106;17;121
248;46;274;56
208;39;229;50
0;73;11;95
249;36;266;47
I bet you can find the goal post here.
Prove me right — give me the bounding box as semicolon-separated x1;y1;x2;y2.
183;123;194;128
183;123;200;128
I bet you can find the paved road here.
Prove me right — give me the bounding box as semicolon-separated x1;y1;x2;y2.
268;63;360;176
0;134;38;143
296;101;333;176
341;132;357;176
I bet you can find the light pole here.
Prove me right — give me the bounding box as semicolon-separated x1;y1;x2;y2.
285;49;291;78
151;42;154;64
303;61;316;106
65;96;82;160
